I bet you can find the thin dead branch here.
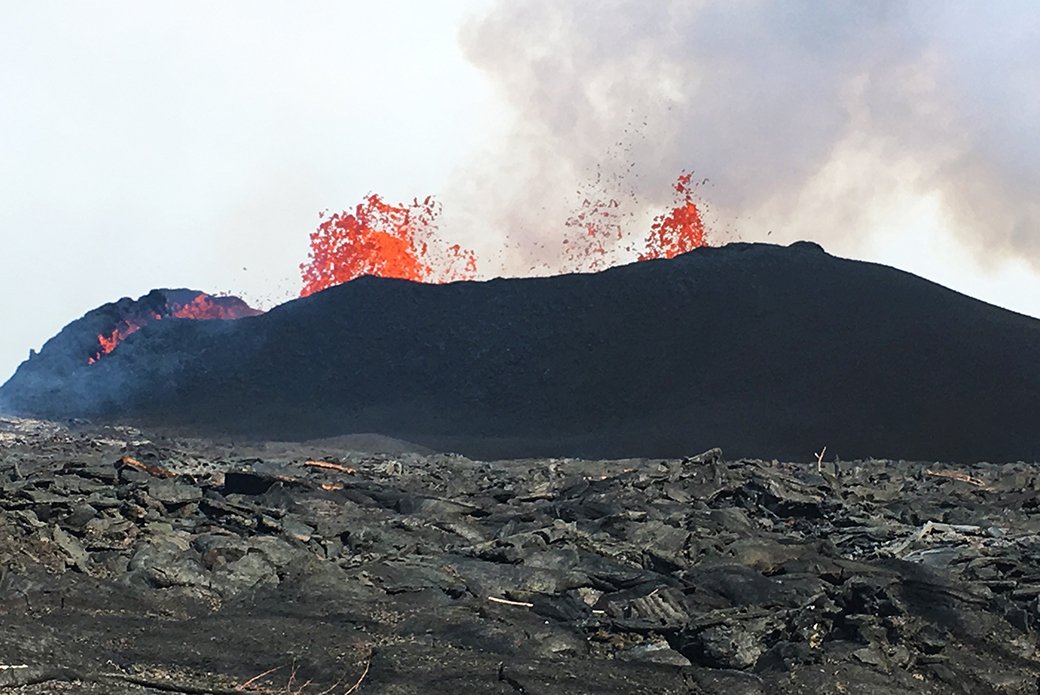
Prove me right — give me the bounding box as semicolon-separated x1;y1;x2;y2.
235;647;372;695
814;447;827;473
237;664;285;691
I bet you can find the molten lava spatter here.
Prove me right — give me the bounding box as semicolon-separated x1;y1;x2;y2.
300;194;477;298
300;172;709;295
562;196;626;273
559;172;710;269
640;173;709;261
87;291;262;364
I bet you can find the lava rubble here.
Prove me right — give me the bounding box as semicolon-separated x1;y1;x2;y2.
2;416;1040;694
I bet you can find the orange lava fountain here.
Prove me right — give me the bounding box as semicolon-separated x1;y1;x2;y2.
640;173;708;261
299;173;710;296
299;194;477;298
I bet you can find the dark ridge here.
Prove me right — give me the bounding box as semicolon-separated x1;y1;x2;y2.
2;241;1038;462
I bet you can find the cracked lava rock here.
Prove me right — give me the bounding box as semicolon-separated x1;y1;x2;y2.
3;416;1040;694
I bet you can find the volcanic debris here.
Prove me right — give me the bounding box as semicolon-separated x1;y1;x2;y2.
2;417;1040;693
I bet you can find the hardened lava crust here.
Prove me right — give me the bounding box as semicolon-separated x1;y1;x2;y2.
1;417;1040;693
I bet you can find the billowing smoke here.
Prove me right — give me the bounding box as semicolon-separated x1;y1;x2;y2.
450;1;1040;273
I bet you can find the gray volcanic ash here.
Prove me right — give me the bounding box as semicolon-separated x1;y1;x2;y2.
2;242;1038;463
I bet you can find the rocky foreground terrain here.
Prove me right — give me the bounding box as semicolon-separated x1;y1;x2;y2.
2;416;1040;694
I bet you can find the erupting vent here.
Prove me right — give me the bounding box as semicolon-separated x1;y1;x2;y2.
88;290;262;364
300;195;478;297
299;173;710;296
640;173;708;261
86;173;709;362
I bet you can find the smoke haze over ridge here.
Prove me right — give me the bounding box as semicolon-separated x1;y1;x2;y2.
449;1;1040;275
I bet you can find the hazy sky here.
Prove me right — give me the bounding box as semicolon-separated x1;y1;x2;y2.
3;1;1039;383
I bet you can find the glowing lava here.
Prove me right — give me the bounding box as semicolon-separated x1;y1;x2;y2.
170;294;255;320
299;173;709;295
88;291;262;364
92;321;149;363
640;173;708;261
300;194;477;298
86;174;708;365
559;172;710;269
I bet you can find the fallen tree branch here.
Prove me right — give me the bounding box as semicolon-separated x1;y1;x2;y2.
886;520;989;558
237;664;285;691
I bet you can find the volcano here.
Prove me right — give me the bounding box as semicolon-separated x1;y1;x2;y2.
2;241;1038;462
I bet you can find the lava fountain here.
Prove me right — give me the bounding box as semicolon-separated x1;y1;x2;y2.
300;173;711;296
300;194;478;297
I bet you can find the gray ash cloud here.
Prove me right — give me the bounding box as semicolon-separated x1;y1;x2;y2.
452;1;1040;270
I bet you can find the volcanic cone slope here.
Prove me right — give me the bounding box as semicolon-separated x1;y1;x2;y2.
2;241;1039;462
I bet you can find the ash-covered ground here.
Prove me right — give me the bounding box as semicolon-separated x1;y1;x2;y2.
3;416;1040;694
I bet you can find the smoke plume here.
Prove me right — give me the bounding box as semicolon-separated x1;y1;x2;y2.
451;1;1040;273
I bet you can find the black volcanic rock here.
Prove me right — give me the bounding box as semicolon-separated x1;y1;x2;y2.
4;420;1040;692
2;242;1039;462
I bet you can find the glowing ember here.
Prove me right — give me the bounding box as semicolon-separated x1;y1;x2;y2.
88;291;262;364
299;194;477;298
640;173;709;261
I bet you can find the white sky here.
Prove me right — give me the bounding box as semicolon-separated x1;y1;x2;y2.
2;2;1039;384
